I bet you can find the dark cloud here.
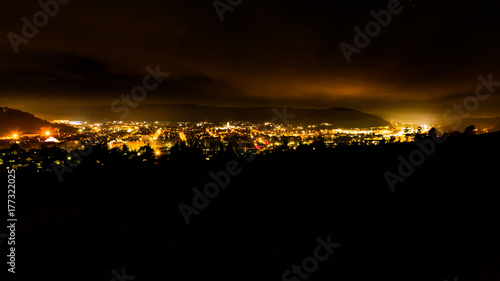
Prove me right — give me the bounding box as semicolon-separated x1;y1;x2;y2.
1;0;499;124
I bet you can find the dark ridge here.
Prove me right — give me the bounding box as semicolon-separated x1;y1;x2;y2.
49;104;391;128
0;107;75;136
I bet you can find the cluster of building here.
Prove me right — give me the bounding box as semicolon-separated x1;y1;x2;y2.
0;120;431;172
70;121;430;154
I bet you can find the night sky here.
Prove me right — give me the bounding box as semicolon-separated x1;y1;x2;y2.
1;0;499;124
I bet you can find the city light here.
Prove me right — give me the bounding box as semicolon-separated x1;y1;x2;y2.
0;119;448;166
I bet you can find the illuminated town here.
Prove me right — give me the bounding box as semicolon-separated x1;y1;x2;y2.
0;119;436;172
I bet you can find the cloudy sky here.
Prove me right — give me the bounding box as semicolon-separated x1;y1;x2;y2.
1;0;499;124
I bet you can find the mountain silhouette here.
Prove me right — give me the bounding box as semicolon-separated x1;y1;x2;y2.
0;107;74;136
51;104;391;128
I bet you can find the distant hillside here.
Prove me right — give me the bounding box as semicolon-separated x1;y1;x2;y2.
41;104;391;128
139;105;391;128
0;107;75;137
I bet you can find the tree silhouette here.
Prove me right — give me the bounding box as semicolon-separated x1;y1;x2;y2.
428;127;437;138
138;145;154;160
464;125;476;136
311;139;326;151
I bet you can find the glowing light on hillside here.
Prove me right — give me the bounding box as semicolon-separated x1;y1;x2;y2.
45;131;51;136
45;137;60;143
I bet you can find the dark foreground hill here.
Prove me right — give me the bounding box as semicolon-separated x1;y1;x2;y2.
11;132;500;281
0;107;75;136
